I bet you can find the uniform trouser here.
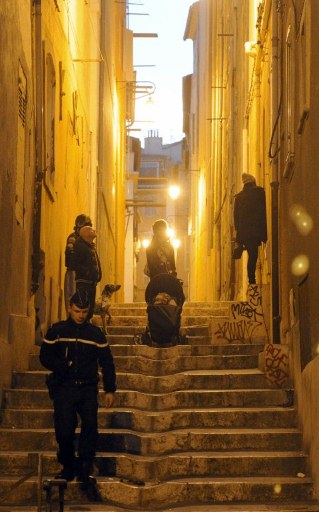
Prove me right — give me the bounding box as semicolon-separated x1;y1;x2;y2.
53;384;98;469
76;281;97;320
244;240;259;284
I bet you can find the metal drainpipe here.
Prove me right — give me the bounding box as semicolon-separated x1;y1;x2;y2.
97;0;105;262
31;0;44;295
271;2;281;343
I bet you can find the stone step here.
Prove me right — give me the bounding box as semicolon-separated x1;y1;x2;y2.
106;325;210;336
109;343;265;356
1;407;297;431
28;343;265;369
112;301;230;309
111;354;259;374
5;388;290;410
109;334;213;346
0;450;308;479
97;315;226;328
38;353;259;375
0;476;314;508
0;427;304;454
1;295;315;509
107;306;229;317
13;369;276;392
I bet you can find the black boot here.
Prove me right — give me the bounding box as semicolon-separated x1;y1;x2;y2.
55;465;75;481
77;461;102;501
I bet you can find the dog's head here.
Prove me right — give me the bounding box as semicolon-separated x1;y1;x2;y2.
102;284;121;297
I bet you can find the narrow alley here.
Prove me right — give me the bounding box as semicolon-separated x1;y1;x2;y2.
1;0;319;510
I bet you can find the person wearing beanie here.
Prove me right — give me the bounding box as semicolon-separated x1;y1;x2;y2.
234;173;267;284
145;218;177;279
64;214;93;313
241;173;256;185
40;290;116;496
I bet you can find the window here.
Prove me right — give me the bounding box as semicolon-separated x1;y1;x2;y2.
16;62;27;226
283;12;295;180
44;53;56;198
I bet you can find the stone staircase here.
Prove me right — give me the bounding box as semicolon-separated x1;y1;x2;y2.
0;293;318;510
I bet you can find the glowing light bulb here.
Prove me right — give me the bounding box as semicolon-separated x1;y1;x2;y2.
168;185;180;200
289;204;305;221
142;239;150;249
167;228;175;240
296;213;314;236
289;204;314;235
291;255;310;276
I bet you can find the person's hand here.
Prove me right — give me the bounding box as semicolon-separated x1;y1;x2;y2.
105;392;115;408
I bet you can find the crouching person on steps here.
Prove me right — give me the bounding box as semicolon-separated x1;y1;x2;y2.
40;290;116;495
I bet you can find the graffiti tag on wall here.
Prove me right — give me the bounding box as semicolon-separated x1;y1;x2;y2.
264;343;289;387
214;285;265;344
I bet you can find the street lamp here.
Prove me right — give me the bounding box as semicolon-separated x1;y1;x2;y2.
168;184;181;200
142;239;150;249
167;227;175;240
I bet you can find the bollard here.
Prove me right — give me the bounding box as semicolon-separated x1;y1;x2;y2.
36;452;43;512
43;478;67;512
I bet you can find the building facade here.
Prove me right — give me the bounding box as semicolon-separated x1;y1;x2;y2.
0;0;132;397
184;0;319;493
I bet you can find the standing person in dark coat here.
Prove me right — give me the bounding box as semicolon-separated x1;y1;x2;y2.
64;214;92;313
234;173;267;284
40;291;116;491
146;219;177;280
73;225;102;320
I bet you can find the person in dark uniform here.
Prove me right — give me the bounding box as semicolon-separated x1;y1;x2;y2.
40;291;116;490
234;173;267;284
73;225;102;320
146;219;177;280
64;214;92;313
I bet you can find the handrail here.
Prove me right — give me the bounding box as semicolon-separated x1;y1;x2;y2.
0;452;43;511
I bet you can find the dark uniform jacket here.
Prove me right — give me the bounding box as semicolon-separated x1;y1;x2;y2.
73;237;102;284
146;239;176;280
234;183;267;245
40;317;116;393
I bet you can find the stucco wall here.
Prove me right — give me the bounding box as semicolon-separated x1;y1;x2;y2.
0;1;35;398
297;353;319;496
0;0;129;399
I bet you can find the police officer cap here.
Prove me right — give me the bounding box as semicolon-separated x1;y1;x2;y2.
69;290;90;309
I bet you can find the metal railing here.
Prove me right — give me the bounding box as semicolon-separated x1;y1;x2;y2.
0;452;44;511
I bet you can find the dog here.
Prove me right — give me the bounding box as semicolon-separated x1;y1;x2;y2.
94;284;121;333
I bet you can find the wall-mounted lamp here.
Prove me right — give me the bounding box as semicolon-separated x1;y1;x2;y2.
126;80;156;100
133;33;158;38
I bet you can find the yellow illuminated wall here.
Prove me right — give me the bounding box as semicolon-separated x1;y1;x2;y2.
37;0;128;327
